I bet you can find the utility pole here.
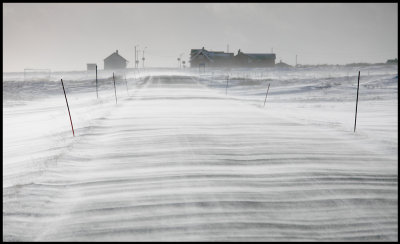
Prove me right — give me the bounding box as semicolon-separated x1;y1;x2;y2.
136;49;139;68
142;47;147;68
136;46;140;69
227;44;229;53
134;45;139;69
178;53;184;69
296;54;297;67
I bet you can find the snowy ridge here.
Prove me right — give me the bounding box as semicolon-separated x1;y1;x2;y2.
3;67;398;241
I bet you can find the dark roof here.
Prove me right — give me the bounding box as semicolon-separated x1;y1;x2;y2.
190;48;234;62
104;51;128;62
239;52;276;60
275;61;292;68
190;49;213;62
190;48;276;64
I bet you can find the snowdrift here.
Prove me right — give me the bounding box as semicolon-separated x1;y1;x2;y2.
3;65;398;241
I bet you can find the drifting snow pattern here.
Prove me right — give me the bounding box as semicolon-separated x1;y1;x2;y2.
3;66;398;241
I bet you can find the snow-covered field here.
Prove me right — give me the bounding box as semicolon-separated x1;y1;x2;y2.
3;65;398;241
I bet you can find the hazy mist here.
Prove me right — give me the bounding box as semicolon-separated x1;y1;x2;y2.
3;3;398;72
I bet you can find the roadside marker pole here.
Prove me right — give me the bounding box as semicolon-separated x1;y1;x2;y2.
264;83;271;107
60;79;75;136
354;71;360;132
226;75;229;95
125;74;129;95
95;65;98;98
113;72;118;104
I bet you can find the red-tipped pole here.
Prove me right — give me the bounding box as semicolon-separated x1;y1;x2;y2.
264;83;270;107
60;79;75;136
113;72;117;104
354;71;360;132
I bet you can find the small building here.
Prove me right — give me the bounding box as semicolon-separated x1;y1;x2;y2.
104;50;128;70
235;49;276;67
87;63;97;71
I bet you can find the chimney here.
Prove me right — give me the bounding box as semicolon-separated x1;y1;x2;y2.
116;50;118;54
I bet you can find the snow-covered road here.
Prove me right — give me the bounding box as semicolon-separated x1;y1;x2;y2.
3;69;398;241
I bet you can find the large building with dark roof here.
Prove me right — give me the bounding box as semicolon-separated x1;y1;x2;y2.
235;49;276;67
104;50;128;70
190;48;234;68
190;47;276;68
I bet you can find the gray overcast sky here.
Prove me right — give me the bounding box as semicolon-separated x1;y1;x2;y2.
3;3;398;72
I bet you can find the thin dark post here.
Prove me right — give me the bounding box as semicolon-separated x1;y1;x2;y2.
95;65;98;98
125;74;129;95
264;83;271;107
354;71;360;132
226;75;229;95
60;79;75;136
113;72;117;104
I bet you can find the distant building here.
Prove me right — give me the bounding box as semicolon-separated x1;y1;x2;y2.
275;60;292;68
190;47;275;68
386;58;398;64
87;63;97;71
235;49;276;67
104;50;128;70
190;47;234;68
